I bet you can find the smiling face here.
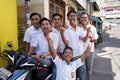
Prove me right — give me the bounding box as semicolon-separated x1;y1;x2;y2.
31;15;41;29
52;15;62;28
63;47;73;64
40;20;51;34
67;12;77;26
80;13;89;27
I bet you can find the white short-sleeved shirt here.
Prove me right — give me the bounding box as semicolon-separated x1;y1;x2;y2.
88;25;98;52
64;26;84;57
53;56;83;80
80;28;90;52
30;32;59;58
52;27;65;53
23;26;42;43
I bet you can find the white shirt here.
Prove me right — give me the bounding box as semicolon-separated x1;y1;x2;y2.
64;26;84;57
53;56;83;80
88;24;98;52
30;32;59;58
81;28;90;52
52;27;65;53
23;26;42;43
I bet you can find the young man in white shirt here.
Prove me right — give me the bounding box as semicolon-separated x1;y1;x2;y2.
51;13;66;80
61;10;88;80
79;12;98;80
27;17;59;59
26;17;59;80
23;12;42;54
52;13;66;56
46;30;92;80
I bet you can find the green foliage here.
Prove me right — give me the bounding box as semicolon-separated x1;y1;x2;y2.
0;56;8;67
17;24;26;53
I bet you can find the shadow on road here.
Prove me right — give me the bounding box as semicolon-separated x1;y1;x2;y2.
95;31;120;54
93;56;115;80
93;27;120;80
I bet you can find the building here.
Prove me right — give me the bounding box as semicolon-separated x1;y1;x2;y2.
17;0;86;26
91;0;105;31
17;0;87;51
103;0;120;26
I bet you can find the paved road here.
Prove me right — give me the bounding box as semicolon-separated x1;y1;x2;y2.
93;26;120;80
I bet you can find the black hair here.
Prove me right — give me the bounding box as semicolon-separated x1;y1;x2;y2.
63;46;73;54
30;12;41;19
79;12;89;19
52;13;62;19
39;17;51;26
67;10;77;17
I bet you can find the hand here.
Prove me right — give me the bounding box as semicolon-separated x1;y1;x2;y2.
86;27;92;38
86;27;91;33
32;54;41;61
89;32;92;39
60;27;65;34
45;28;50;38
64;24;69;29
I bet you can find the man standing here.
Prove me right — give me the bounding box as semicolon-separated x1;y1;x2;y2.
61;10;86;80
52;13;65;56
27;17;59;58
79;12;98;80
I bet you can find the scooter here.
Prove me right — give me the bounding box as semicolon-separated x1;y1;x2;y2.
0;42;52;80
0;41;20;80
8;54;52;80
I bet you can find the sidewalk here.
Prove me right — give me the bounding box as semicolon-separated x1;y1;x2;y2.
93;26;120;80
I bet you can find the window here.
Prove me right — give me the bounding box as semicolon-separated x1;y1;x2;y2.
106;9;113;11
49;0;65;24
50;3;54;19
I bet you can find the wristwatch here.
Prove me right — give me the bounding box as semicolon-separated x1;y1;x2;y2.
40;54;45;59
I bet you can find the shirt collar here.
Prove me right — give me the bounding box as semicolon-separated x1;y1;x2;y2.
68;25;79;31
32;25;41;30
52;27;60;33
62;60;72;66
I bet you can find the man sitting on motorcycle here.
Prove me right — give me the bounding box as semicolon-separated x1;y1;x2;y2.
27;17;59;79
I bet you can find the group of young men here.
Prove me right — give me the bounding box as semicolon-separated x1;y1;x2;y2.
23;10;98;80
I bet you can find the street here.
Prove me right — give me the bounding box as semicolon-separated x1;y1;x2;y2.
93;26;120;80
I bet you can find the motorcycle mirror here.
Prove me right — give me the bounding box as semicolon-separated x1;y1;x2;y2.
7;41;13;48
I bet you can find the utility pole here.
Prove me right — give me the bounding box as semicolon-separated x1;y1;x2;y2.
25;0;30;29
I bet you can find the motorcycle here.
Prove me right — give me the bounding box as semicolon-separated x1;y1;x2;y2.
0;41;52;80
97;31;103;43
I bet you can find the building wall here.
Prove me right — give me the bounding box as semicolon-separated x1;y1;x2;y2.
63;0;78;25
0;0;18;52
104;0;120;24
17;4;44;25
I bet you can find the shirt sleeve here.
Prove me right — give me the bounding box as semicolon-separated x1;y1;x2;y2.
79;27;85;38
30;37;38;47
92;25;98;40
52;34;59;50
73;58;83;69
64;29;69;42
23;29;31;43
53;55;61;65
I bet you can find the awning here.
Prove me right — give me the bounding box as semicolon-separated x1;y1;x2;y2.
92;16;102;23
76;0;86;9
71;0;86;10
